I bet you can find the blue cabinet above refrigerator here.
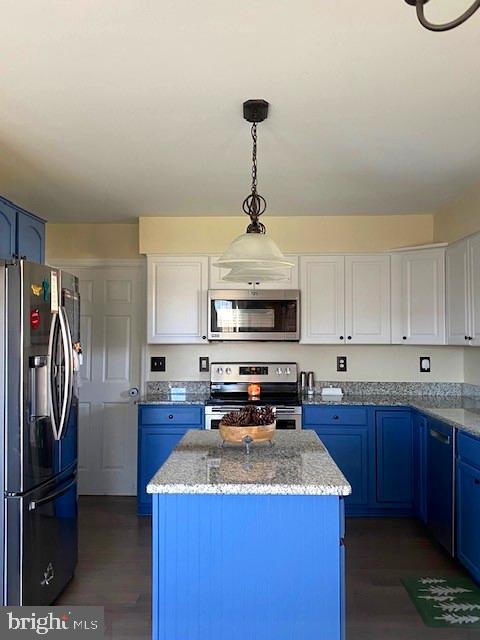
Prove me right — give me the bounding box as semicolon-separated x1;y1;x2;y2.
0;195;45;264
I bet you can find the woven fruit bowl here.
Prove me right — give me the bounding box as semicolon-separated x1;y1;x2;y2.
219;421;276;444
219;405;276;447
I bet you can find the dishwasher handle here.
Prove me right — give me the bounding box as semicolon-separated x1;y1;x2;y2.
429;428;451;446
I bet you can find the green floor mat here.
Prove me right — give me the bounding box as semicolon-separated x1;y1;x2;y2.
402;576;480;628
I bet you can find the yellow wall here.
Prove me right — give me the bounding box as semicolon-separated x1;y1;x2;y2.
147;343;465;383
464;349;480;386
434;183;480;243
46;223;140;259
139;215;434;254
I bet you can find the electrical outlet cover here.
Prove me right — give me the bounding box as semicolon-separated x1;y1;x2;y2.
420;357;431;373
337;356;347;372
151;356;166;372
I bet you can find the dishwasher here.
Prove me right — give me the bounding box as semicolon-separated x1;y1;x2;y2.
427;419;455;556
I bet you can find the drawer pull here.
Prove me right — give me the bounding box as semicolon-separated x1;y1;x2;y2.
333;415;339;420
168;414;174;419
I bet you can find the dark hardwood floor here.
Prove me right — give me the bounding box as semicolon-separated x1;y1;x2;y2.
57;497;478;639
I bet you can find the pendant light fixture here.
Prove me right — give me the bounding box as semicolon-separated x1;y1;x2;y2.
405;0;480;31
215;100;294;282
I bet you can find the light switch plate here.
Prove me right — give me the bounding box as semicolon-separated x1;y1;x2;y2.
420;356;431;373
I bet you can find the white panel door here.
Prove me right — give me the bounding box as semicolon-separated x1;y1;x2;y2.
147;256;208;343
446;239;470;345
468;233;480;346
300;256;345;344
345;255;391;344
55;262;143;495
209;255;299;290
391;249;446;345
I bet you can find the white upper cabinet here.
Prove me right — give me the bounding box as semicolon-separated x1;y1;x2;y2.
345;255;391;344
469;233;480;347
446;239;470;345
391;248;446;345
345;254;390;344
301;254;391;344
300;256;345;344
209;255;299;290
147;256;208;343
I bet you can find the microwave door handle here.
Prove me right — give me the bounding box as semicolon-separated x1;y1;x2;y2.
47;312;61;440
56;307;72;441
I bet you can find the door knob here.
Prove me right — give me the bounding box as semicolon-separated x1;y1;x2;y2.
128;387;139;397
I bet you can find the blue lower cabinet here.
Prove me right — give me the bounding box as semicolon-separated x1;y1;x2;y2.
456;433;480;583
426;419;455;555
152;494;345;640
312;427;369;510
375;410;413;508
413;412;428;523
137;405;204;516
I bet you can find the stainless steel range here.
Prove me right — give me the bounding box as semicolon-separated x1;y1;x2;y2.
205;362;302;430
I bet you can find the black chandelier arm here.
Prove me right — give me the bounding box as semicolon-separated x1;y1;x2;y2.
414;0;480;31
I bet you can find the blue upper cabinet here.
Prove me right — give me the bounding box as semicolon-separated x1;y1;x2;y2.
0;196;45;263
375;410;413;507
0;200;16;259
16;211;45;263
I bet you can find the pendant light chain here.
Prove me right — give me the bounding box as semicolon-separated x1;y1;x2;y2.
242;122;267;234
406;0;480;31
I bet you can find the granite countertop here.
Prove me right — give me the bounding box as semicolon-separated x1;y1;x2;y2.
138;391;480;438
146;430;352;497
304;394;480;437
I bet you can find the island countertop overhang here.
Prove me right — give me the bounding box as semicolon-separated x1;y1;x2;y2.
146;430;351;496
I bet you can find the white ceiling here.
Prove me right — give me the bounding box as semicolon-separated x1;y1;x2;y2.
0;1;479;222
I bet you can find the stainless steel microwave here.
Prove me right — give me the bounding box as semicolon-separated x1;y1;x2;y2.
208;290;300;341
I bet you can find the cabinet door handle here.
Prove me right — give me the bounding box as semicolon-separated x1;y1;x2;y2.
347;336;352;341
333;415;339;420
339;336;344;340
168;414;174;420
465;336;469;341
403;336;407;341
429;428;450;445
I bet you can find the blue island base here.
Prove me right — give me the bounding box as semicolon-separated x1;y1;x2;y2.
152;494;345;640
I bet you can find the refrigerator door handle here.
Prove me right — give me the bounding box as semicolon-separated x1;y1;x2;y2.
28;475;77;511
57;307;74;441
47;311;62;440
55;307;72;441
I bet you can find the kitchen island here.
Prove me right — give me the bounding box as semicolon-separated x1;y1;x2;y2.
147;430;351;640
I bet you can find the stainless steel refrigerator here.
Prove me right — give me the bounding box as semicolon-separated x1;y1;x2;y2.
1;260;80;605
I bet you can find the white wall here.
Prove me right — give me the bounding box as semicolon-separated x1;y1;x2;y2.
147;343;464;383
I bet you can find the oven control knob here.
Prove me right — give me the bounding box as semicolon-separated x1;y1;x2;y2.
216;367;224;375
285;367;291;375
276;367;283;375
225;367;232;375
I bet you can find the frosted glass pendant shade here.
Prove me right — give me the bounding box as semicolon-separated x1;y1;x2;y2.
214;233;294;269
222;265;290;283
